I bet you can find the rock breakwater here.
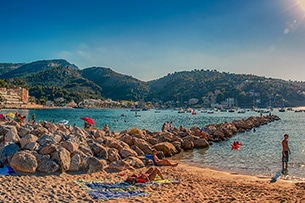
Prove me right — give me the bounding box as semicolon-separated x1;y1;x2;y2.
0;115;280;174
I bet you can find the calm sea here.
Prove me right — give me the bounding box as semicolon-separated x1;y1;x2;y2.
2;107;305;181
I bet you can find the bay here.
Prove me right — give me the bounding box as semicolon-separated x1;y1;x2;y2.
2;108;305;180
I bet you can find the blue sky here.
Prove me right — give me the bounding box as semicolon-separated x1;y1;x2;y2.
1;0;305;81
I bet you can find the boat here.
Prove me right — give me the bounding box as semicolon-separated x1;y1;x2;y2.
295;109;303;113
58;120;69;125
228;109;236;113
279;108;286;112
178;108;185;113
134;112;141;117
237;109;246;113
191;110;197;115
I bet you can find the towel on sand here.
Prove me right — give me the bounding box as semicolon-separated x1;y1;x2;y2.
75;180;147;200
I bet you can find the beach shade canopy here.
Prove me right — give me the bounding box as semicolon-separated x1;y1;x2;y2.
6;112;15;119
80;117;95;125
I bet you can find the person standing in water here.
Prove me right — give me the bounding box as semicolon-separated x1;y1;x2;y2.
282;134;291;173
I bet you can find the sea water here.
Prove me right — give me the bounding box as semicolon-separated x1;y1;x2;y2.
2;108;305;180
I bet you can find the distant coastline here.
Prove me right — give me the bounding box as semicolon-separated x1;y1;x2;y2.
0;103;72;110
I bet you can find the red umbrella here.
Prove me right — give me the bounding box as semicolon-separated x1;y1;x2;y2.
81;117;95;125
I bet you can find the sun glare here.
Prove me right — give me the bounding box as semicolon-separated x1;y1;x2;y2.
297;0;305;12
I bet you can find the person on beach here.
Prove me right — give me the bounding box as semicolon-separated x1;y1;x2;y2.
103;124;109;135
31;113;36;123
152;149;178;166
125;166;164;184
282;134;291;173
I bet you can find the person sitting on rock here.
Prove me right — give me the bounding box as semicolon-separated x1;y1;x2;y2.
152;149;178;167
103;124;109;135
125;166;164;184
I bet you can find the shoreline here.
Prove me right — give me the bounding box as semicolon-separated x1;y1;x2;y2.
1;162;304;202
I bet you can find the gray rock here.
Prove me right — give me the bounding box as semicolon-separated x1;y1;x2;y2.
51;147;71;172
107;148;120;162
20;134;38;149
132;137;152;154
85;156;104;173
4;126;20;143
119;147;138;158
10;151;38;173
153;142;178;157
70;153;82;171
37;157;60;174
24;142;39;151
60;140;79;153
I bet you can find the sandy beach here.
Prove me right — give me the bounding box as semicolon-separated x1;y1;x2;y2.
1;162;304;203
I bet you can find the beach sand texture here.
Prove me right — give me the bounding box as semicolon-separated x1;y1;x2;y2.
0;163;304;203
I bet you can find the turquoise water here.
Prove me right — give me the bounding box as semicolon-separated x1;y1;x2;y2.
2;108;305;180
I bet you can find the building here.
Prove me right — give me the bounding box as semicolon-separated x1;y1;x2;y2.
0;87;29;105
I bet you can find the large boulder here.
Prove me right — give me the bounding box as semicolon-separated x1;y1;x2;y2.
119;133;134;146
60;140;79;153
20;134;38;149
153;142;177;157
10;151;38;173
107;160;134;172
31;127;49;137
18;127;31;137
88;142;108;159
132;137;152;154
193;138;209;148
119;147;138;158
181;139;194;150
85;156;104;173
51;148;71;172
4;126;20;143
70;153;82;171
37;157;60;174
107;148;120;162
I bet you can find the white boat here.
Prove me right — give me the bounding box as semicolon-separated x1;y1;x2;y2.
58;120;69;125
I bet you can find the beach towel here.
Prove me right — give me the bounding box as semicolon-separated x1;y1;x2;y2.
75;180;148;201
76;177;180;200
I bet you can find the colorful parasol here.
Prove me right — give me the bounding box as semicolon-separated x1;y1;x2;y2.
80;117;95;125
6;112;15;119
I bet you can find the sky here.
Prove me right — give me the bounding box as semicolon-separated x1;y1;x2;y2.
1;0;305;82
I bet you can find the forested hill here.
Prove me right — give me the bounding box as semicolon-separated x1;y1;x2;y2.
148;69;305;107
0;59;305;107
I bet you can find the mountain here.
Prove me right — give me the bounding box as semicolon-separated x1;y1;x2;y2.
0;59;78;79
81;67;150;101
1;59;305;107
1;60;103;103
148;69;305;107
0;63;25;75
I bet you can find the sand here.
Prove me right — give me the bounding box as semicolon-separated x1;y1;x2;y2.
0;163;304;203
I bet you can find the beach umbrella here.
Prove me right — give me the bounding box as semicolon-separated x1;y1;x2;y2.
80;117;95;125
0;114;4;119
6;112;15;119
